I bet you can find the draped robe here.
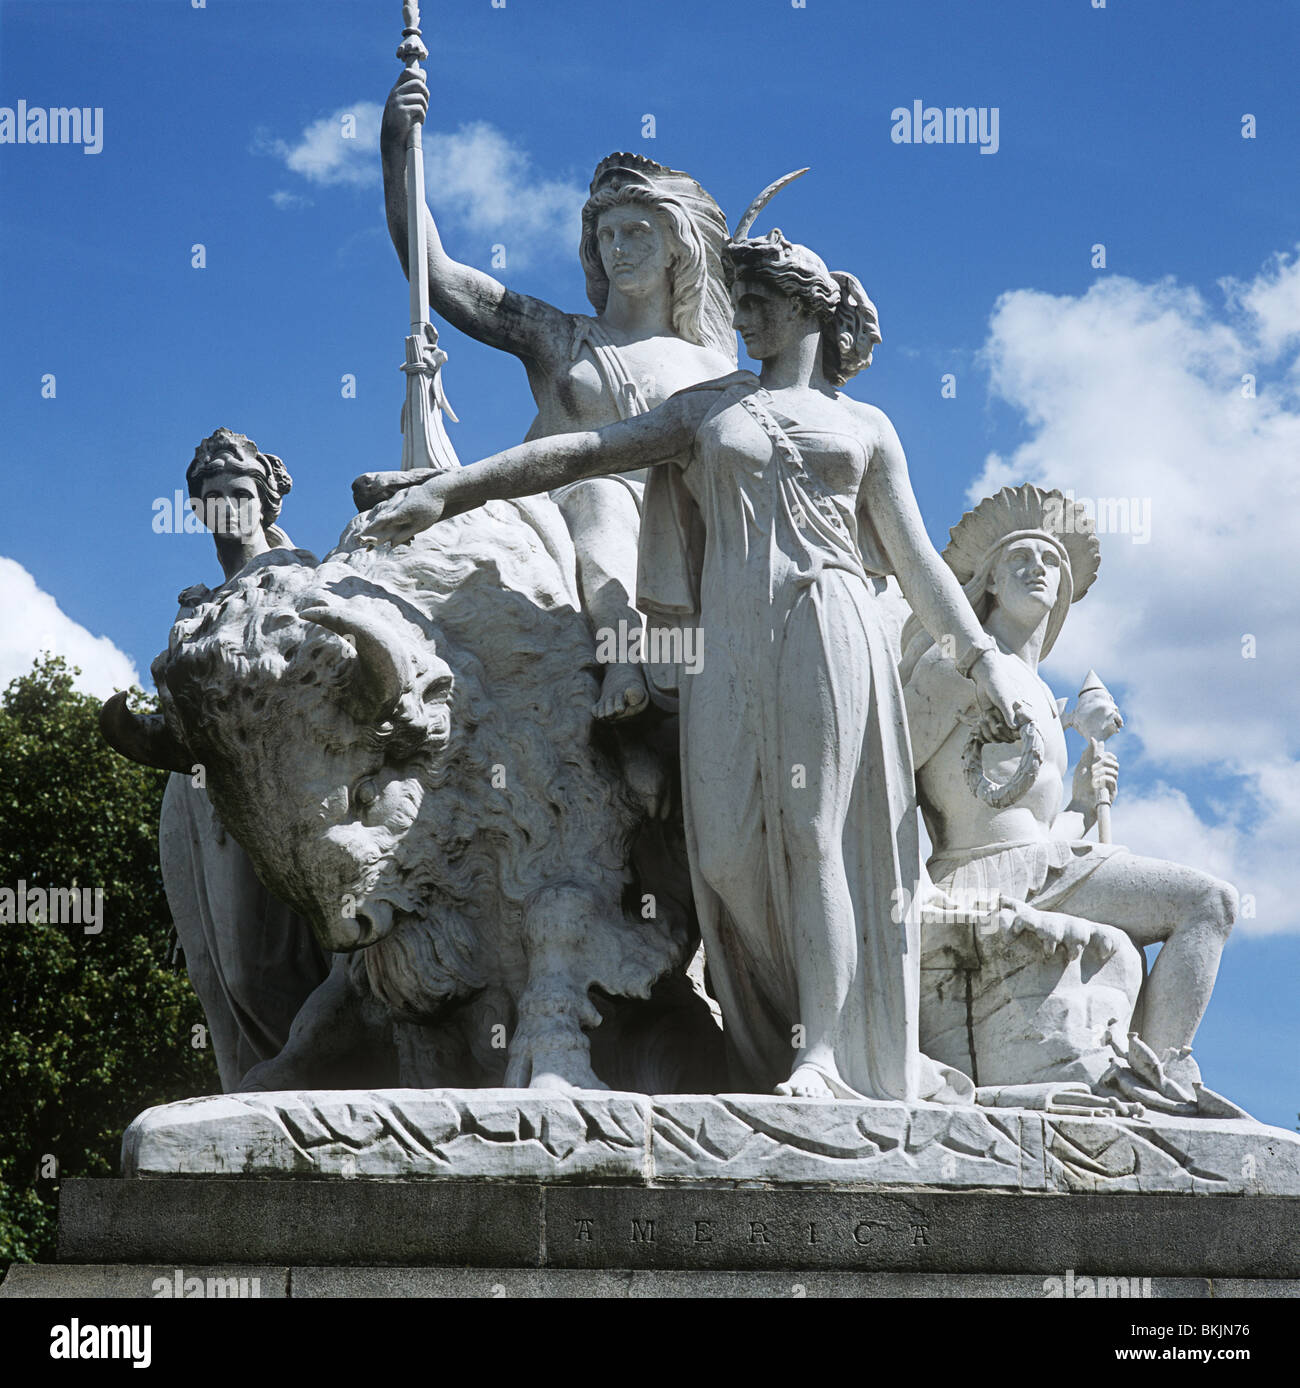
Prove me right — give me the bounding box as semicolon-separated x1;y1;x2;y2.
639;373;971;1101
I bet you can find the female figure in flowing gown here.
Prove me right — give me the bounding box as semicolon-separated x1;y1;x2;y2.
357;215;1031;1101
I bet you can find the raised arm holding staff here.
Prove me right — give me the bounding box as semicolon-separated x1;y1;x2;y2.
394;1;460;475
378;62;735;720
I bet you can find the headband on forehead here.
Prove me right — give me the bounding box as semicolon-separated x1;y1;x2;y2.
186;428;293;505
980;528;1075;579
725;228;839;296
589;152;717;203
943;485;1100;600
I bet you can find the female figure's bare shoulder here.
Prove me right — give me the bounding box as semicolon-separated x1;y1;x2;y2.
834;393;896;455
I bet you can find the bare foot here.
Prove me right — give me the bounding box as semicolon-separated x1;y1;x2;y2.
593;663;648;722
776;1062;839;1099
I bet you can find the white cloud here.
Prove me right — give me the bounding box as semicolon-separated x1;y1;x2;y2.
270;189;313;212
420;121;584;265
968;250;1300;933
1109;779;1298;935
256;102;384;189
259;104;583;265
1222;246;1300;360
0;557;139;700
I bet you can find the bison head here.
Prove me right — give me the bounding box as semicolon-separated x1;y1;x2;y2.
107;548;457;953
106;503;646;1012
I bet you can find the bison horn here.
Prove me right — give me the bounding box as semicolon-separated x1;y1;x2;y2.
99;691;194;774
300;601;412;721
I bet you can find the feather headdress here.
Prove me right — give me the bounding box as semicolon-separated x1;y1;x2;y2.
943;484;1100;599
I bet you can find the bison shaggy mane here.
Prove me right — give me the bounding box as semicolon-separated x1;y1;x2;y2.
153;497;683;1021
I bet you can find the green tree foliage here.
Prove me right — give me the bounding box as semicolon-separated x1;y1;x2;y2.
0;656;217;1262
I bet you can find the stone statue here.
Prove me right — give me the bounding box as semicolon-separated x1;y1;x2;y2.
83;80;1300;1216
355;177;1040;1104
377;69;736;720
901;485;1242;1116
102;430;328;1090
64;7;1300;1264
107;465;721;1093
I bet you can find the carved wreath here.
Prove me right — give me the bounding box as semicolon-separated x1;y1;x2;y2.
962;701;1044;809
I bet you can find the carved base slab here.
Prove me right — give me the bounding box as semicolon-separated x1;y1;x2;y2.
121;1090;1300;1196
7;1264;1297;1299
52;1178;1300;1277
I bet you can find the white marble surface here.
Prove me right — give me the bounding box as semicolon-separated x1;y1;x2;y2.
122;1091;1300;1195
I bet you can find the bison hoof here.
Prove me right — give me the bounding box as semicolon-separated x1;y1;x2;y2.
531;1068;610;1093
504;1032;609;1092
238;1059;288;1092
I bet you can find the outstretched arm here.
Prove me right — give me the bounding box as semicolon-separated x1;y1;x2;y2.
382;72;569;362
358;389;706;547
860;411;1025;740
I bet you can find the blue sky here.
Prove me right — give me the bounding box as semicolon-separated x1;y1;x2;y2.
1;0;1297;1125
